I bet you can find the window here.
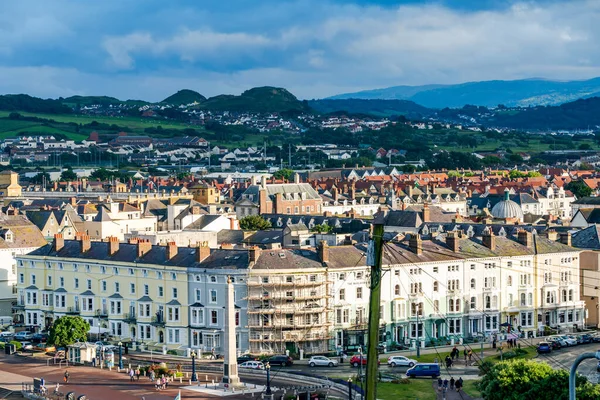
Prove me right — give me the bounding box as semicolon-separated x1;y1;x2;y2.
211;310;218;325
31;274;36;285
433;267;438;273
568;289;573;301
47;276;52;286
356;272;363;279
470;264;475;270
448;319;461;334
101;280;107;291
156;271;163;279
114;267;119;275
172;288;178;298
309;275;317;282
158;286;164;297
339;288;345;301
19;273;24;284
195;289;201;302
171;272;177;281
115;282;120;293
85;265;91;273
507;276;512;286
470;297;476;309
394;285;400;296
59;277;64;287
286;276;293;283
167;328;180;344
210;289;217;303
129;268;135;275
130;283;136;294
58;263;63;270
144;284;149;296
339;273;346;280
167;306;180;322
470;279;476;289
100;266;106;274
433;281;439;292
262;277;269;284
142;269;148;277
110;300;122;314
211;276;217;283
74;278;79;289
356;287;363;299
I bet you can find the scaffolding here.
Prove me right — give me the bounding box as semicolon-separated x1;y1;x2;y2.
247;270;332;355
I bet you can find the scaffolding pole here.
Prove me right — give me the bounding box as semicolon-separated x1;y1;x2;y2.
365;212;386;400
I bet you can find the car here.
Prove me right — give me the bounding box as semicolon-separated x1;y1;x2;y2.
406;363;441;378
349;355;380;367
31;333;48;344
580;334;593;344
536;342;552;354
266;355;293;367
13;331;33;341
20;341;33;351
239;361;265;370
560;335;578;346
0;331;13;338
237;355;257;364
387;356;417;367
592;334;600;343
548;340;562;350
308;356;338;368
33;343;56;353
548;336;568;348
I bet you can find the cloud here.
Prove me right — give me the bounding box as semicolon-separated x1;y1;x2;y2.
3;1;600;99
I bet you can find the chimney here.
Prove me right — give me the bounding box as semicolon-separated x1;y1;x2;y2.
409;234;422;255
108;236;119;255
332;187;339;202
446;231;460;252
482;230;496;251
517;230;532;248
137;239;152;258
422;203;430;223
166;241;178;259
80;234;91;253
197;241;211;262
53;233;64;252
318;240;330;263
546;230;559;241
294;173;300;184
249;246;262;263
349;181;356;200
128;237;139;245
559;232;572;247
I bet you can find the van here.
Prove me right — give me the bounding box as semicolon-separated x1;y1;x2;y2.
406;363;441;378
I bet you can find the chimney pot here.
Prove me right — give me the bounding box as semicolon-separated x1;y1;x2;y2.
166;241;178;259
446;231;460;252
108;236;119;255
318;240;330;263
197;241;211;262
409;234;422;255
53;233;64;252
80;234;91;253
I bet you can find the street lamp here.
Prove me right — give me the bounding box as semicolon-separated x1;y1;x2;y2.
118;341;123;369
191;350;198;382
265;362;272;395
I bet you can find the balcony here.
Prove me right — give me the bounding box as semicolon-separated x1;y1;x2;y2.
123;313;137;323
95;308;108;318
66;306;80;315
151;314;165;327
13;303;25;310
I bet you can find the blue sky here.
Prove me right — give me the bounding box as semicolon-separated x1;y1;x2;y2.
1;0;599;100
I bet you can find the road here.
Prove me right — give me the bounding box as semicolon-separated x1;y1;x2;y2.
538;342;600;382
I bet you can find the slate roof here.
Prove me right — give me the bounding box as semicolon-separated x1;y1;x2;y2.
574;209;600;224
167;299;181;306
138;296;153;302
245;230;283;246
54;288;67;293
572;225;600;249
241;183;321;201
80;290;95;296
573;197;600;205
0;215;47;249
109;293;123;299
184;215;222;230
252;248;324;270
27;240;251;271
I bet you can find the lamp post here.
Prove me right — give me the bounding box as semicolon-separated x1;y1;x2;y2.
118;341;123;370
191;350;198;382
265;362;272;395
348;377;353;400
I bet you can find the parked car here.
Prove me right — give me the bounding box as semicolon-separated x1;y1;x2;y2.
0;331;13;338
406;363;441;378
308;356;338;368
580;334;593;344
349;355;380;367
237;355;257;364
536;342;552;354
33;343;56;353
592;334;600;343
561;335;578;346
548;336;568;348
20;341;33;351
239;361;265;370
387;356;417;367
266;355;293;367
548;340;562;350
31;333;48;344
13;331;33;341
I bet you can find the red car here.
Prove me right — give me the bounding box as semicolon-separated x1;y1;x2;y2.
350;355;380;367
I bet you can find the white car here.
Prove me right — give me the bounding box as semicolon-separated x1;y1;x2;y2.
387;356;417;367
560;335;578;346
20;341;33;350
239;361;265;370
308;356;339;368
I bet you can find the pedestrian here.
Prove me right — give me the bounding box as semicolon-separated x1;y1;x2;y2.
129;368;135;382
452;346;458;360
450;377;455;390
445;355;452;368
456;377;463;392
468;350;473;362
53;383;60;396
136;367;141;381
437;377;443;391
443;379;449;391
150;370;155;382
463;349;467;361
63;370;69;384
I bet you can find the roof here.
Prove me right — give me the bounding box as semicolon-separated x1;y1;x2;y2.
252;248;324;270
166;299;181;306
573;197;600;205
242;183;321;201
80;290;95;296
109;293;123;299
572;225;600;249
574;209;600;224
184;215;222;230
138;296;153;302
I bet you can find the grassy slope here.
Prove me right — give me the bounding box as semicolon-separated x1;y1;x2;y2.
377;381;437;400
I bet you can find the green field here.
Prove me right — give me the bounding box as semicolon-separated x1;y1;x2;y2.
376;380;437;400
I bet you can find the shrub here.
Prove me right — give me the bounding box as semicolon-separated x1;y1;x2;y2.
167;349;178;356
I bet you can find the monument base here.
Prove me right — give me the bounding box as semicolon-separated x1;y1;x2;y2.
183;382;265;397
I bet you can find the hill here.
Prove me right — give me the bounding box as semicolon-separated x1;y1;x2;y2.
0;94;72;114
62;96;149;108
161;89;206;105
308;98;432;118
484;96;600;130
330;77;600;108
200;87;309;113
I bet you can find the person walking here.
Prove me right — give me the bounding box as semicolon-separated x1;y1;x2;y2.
468;349;473;362
150;370;155;382
450;377;455;390
63;370;69;384
135;367;141;381
437;377;443;391
456;377;463;392
129;368;135;382
463;349;467;361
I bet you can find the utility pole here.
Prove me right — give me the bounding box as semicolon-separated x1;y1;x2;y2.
365;211;386;400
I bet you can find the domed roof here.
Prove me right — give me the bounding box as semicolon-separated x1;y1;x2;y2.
491;189;524;220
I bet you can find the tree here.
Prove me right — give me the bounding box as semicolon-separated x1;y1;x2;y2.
566;180;593;198
48;316;90;347
479;359;600;400
60;168;77;182
579;143;592;150
239;215;272;231
30;172;51;185
310;224;333;233
273;168;294;181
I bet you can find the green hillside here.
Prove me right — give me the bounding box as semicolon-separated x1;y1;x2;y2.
161;89;206;105
0;94;72;114
200;87;309;113
308;98;433;117
61;96;149;108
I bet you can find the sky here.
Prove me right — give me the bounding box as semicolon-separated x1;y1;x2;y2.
2;0;600;101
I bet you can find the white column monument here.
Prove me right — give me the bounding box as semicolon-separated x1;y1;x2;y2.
222;276;241;386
